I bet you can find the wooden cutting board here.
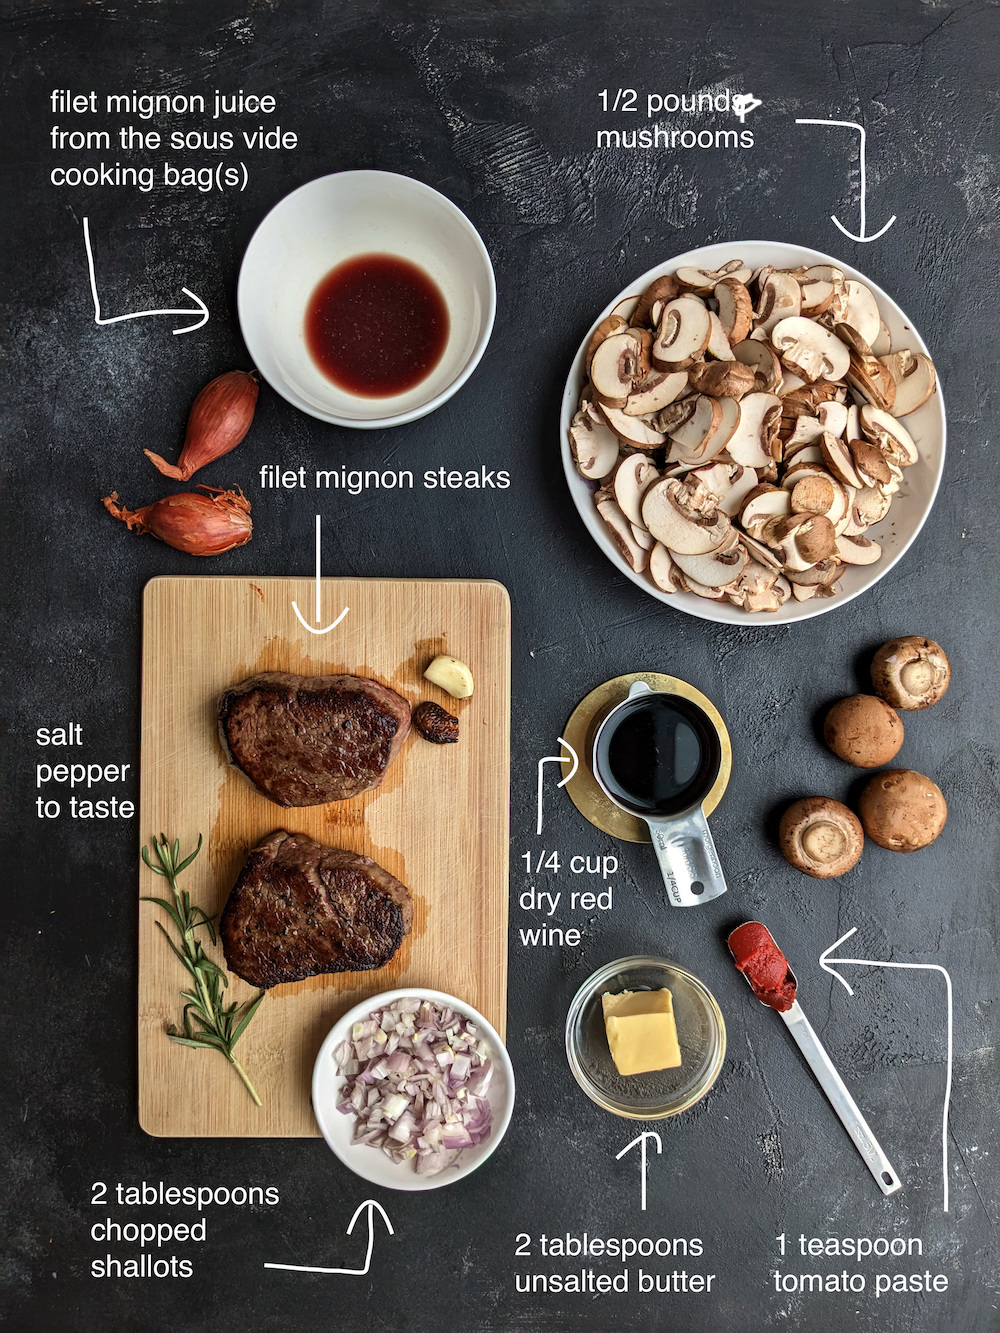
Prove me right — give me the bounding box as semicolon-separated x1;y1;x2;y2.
138;576;510;1137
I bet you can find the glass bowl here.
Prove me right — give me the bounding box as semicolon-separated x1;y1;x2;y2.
565;956;726;1119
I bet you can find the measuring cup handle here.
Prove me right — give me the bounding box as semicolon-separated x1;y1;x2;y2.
646;804;728;908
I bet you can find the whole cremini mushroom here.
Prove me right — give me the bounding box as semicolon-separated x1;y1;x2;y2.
871;636;951;711
823;694;904;768
858;769;947;852
779;797;865;878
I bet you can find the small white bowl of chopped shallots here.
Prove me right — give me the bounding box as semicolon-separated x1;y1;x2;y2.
313;989;516;1191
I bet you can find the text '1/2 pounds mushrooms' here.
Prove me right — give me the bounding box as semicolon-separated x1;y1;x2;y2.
871;636;951;711
569;258;938;613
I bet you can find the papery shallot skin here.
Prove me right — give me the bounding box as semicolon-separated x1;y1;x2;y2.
102;485;252;555
145;370;258;481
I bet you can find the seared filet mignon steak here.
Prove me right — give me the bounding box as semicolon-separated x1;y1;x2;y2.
218;672;411;807
220;831;413;988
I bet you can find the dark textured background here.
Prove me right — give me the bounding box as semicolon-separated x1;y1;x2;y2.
2;1;998;1329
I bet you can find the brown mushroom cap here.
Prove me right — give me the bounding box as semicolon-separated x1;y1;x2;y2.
823;694;904;768
871;636;951;710
779;797;864;878
858;769;947;851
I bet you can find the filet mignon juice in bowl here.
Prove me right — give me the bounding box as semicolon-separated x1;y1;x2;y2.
239;171;496;428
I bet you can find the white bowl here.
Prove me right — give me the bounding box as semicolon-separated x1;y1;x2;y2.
560;240;946;625
238;171;496;428
312;988;515;1192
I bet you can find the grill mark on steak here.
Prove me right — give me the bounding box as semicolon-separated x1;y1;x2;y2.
220;830;413;988
218;672;411;807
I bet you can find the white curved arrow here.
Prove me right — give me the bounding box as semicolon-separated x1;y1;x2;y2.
536;737;579;836
820;926;952;1211
292;515;350;635
264;1199;393;1275
83;217;208;334
795;119;896;242
616;1130;662;1211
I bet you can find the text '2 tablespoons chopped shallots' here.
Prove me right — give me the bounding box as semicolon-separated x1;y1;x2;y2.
334;997;494;1176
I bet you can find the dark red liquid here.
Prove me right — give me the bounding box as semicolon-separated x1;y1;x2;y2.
304;253;450;397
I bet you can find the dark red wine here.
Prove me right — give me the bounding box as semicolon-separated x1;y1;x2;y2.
304;253;449;397
598;695;720;817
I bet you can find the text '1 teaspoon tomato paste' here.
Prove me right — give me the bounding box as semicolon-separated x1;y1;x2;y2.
727;921;797;1012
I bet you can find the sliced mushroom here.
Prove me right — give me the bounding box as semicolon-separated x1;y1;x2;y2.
597;403;667;450
871;320;892;357
835;534;882;565
754;272;802;336
694;396;742;462
726;392;781;468
783;442;824;467
738;530;783;571
641;477;731;554
837;324;896;411
767;513;836;570
853;484;892;525
782;415;824;450
820;431;863;489
613;453;660;526
715;277;753;343
633;274;680;328
610;294;641;323
674;258;752;293
651;297;712;369
569;404;621;480
687;359;755;398
842;281;881;346
732;339;783;393
704;311;737;362
860;406;918;466
672;541;748;588
666;394;723;460
596;492;649;573
630;521;655;551
623;369;688;416
740;483;792;536
816;400;848;440
589;329;648;408
790;473;837;515
675;572;729;600
799;278;835;316
848;437;893;487
879;350;937;416
771;317;851;383
648;542;680;592
585;314;628;373
705;462;760;517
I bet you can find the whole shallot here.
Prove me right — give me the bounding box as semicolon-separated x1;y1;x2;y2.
144;370;258;481
102;486;252;556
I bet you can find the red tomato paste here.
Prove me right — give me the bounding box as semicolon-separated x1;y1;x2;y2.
728;921;797;1012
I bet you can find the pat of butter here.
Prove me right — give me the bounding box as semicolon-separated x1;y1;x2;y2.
602;988;681;1076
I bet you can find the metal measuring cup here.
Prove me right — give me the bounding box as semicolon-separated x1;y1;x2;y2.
591;680;727;908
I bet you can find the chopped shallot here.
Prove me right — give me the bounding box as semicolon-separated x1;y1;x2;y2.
334;998;494;1176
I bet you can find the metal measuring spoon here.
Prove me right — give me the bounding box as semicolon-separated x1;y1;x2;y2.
592;680;727;908
729;922;901;1197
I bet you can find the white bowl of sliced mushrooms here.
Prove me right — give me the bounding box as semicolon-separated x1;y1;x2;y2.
561;242;945;622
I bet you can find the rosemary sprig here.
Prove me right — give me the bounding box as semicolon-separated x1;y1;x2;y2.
142;833;266;1106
